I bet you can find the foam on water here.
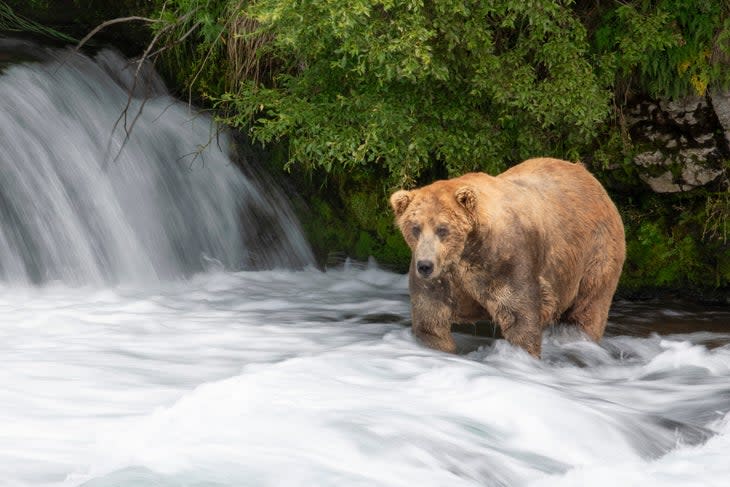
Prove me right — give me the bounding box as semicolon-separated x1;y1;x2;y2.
2;265;729;487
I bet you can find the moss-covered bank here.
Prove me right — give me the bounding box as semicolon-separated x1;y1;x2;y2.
293;153;730;302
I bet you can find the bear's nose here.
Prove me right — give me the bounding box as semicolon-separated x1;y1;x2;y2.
416;260;434;277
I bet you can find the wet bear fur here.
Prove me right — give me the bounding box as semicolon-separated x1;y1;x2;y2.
390;157;626;358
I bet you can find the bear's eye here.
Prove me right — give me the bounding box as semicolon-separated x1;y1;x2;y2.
435;225;449;238
411;225;421;238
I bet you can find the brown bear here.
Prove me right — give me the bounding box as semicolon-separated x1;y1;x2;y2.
390;157;625;358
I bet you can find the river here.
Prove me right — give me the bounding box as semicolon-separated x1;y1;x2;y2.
2;265;730;487
1;40;730;487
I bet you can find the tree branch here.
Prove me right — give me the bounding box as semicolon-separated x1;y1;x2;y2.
76;16;161;51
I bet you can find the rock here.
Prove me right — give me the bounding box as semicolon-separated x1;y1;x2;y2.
682;158;723;186
642;171;680;193
710;89;730;147
625;94;728;193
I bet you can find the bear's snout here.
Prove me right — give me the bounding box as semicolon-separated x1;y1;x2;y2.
416;260;434;278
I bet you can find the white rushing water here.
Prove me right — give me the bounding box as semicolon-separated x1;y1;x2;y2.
0;40;313;284
1;264;730;487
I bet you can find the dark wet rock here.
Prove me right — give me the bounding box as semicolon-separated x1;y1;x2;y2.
624;94;729;193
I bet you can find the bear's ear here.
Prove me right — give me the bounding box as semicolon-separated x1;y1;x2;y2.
455;186;477;213
390;190;413;217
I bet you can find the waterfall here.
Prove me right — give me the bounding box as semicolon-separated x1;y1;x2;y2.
0;40;314;284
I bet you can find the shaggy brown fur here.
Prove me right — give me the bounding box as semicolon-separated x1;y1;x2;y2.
390;157;626;358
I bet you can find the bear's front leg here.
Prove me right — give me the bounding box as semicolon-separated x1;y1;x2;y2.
410;293;456;353
483;284;543;357
500;319;542;357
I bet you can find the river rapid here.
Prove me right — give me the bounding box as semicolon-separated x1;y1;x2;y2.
1;39;730;487
2;264;730;487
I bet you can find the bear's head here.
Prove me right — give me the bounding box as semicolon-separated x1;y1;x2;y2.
390;182;477;280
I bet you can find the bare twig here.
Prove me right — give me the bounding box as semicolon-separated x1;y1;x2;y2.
75;16;161;52
76;7;202;168
101;24;169;167
78;2;266;169
145;21;202;60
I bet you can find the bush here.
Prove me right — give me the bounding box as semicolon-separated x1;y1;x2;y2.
230;0;612;187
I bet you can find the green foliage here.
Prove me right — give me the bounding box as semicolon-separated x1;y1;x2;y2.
624;219;700;288
297;187;410;270
621;192;730;292
703;189;730;245
594;0;730;98
146;0;231;98
2;0;158;54
156;0;611;187
0;1;77;42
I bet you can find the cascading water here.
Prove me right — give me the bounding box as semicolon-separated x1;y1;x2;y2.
0;39;313;284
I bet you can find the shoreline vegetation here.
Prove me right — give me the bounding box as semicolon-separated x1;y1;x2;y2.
2;0;729;301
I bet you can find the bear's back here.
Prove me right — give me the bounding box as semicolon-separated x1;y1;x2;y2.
496;158;617;222
496;157;625;312
497;157;592;190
